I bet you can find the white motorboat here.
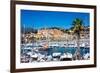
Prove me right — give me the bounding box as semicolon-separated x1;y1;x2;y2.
52;52;61;57
46;55;52;61
52;52;61;61
83;53;90;60
30;53;38;62
60;53;72;61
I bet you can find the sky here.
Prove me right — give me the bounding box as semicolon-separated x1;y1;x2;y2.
21;9;90;29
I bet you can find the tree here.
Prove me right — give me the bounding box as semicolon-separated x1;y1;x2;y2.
72;18;84;60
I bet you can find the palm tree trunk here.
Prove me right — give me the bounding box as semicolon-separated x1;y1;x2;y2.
74;33;81;60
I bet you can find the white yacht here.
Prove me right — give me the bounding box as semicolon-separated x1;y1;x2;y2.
60;53;72;61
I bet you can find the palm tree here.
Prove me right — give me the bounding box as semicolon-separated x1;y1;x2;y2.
72;18;84;60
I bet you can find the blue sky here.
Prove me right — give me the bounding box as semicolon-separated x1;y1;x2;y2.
21;10;90;29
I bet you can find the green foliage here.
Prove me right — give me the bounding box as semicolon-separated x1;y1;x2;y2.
72;18;84;34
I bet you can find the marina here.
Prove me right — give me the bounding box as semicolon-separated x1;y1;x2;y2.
21;42;90;63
